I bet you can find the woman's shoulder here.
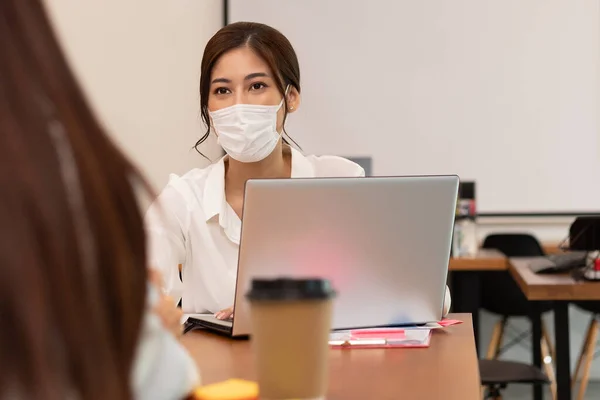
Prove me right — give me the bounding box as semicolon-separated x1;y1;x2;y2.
304;154;366;177
145;162;223;223
158;162;221;200
168;164;215;189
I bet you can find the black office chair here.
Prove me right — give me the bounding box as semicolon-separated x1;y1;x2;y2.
572;301;600;400
480;359;549;399
480;233;556;398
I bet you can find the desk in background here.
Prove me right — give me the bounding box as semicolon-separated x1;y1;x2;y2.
542;242;565;255
510;258;600;400
448;245;561;354
182;313;481;400
449;249;508;271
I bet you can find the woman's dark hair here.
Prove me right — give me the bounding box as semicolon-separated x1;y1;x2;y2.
196;21;301;156
0;1;148;399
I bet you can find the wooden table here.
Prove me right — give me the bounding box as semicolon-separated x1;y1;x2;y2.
510;258;600;302
509;258;600;400
182;313;481;400
449;249;509;271
542;242;565;255
447;242;563;272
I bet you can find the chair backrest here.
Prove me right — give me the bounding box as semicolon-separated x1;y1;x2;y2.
482;233;546;257
480;233;550;316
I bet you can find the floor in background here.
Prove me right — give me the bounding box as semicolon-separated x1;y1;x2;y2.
499;381;600;399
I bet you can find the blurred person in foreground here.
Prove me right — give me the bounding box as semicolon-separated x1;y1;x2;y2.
0;1;199;399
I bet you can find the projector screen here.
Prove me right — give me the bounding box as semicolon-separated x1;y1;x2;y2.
229;0;600;214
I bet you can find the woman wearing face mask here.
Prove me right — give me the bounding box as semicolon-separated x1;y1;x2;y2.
146;21;451;320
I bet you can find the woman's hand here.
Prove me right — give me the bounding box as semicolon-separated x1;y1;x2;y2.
215;306;234;320
149;269;183;338
154;293;183;338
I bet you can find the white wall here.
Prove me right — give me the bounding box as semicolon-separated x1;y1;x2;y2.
44;0;224;191
230;0;600;214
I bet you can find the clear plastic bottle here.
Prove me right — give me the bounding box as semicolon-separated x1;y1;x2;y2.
453;218;477;257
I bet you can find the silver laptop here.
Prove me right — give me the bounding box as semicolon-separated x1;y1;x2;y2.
185;175;458;337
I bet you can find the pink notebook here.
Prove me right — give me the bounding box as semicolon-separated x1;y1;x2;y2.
329;328;432;349
328;319;462;349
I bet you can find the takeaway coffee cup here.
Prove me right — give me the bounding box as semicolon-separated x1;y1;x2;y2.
246;278;335;400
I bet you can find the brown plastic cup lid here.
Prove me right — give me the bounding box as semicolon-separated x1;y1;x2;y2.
246;278;335;301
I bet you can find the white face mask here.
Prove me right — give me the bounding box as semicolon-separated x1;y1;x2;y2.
210;95;286;163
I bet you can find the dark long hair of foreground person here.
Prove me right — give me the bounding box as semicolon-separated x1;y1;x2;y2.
0;1;150;398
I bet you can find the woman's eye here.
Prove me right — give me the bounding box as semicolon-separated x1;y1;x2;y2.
214;87;230;95
250;82;267;91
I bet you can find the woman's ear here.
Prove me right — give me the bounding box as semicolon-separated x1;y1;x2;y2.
286;86;301;113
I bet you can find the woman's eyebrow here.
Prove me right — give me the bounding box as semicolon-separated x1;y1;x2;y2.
211;77;231;84
244;72;270;80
